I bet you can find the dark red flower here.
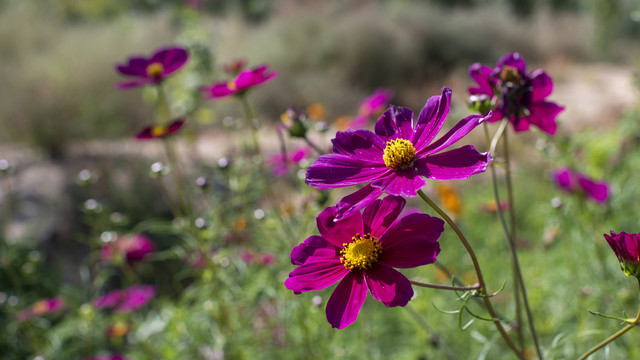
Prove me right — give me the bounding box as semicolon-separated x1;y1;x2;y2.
115;46;189;89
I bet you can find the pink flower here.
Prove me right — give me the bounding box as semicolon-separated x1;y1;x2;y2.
16;297;65;322
115;46;189;89
135;119;185;140
348;88;394;129
200;64;276;99
83;355;129;360
306;87;491;220
468;53;564;135
268;147;311;177
551;168;610;203
604;231;640;277
101;234;155;264
285;196;443;329
94;285;155;313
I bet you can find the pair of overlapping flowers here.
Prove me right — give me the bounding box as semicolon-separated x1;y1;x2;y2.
285;87;494;328
115;46;276;139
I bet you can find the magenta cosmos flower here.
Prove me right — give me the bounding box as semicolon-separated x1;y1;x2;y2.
94;285;155;313
468;52;564;135
101;234;156;264
551;168;610;203
135;119;185;140
115;46;189;89
16;297;65;322
604;231;640;278
200;64;277;99
268;146;311;177
348;88;394;129
285;196;443;329
306;87;491;220
84;355;129;360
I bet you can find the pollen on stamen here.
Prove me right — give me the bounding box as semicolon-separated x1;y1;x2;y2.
383;139;416;169
499;65;521;84
227;80;238;91
151;125;167;138
340;233;382;271
146;62;164;78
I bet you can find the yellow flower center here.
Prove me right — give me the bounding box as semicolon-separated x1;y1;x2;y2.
499;65;521;84
151;125;168;137
227;79;238;91
383;139;416;169
146;62;164;78
32;300;49;315
340;233;382;271
108;322;130;338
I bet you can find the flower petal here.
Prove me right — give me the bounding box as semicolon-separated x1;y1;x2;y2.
331;130;386;161
412;87;452;151
316;206;363;247
305;154;388;189
152;47;189;75
421;114;486;156
335;184;385;222
577;176;610;203
530;69;553;102
365;264;413;307
379;214;443;268
416;145;491;181
200;83;236;99
325;271;368;329
374;106;414;141
115;58;149;77
497;53;526;74
468;64;494;96
527;101;563;135
371;169;425;197
290;235;341;265
285;258;348;294
362;196;405;238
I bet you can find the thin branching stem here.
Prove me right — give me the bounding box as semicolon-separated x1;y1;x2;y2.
578;279;640;359
410;280;481;291
503;127;543;359
417;189;525;359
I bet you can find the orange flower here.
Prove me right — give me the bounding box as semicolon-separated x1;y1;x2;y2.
437;184;461;216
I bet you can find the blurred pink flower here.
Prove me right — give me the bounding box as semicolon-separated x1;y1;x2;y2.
348;88;394;129
115;46;189;89
135;119;185;140
94;285;155;313
268;147;311;177
16;297;65;322
101;234;155;264
551;168;610;203
240;250;278;266
200;64;276;99
84;355;129;360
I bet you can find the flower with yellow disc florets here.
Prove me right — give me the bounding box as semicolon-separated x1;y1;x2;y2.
285;196;444;329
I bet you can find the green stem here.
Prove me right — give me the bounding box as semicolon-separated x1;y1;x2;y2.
417;189;525;359
162;138;191;216
156;84;171;125
578;279;640;360
303;134;325;155
484;123;525;349
503;128;543;359
238;94;262;156
410;280;481;291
